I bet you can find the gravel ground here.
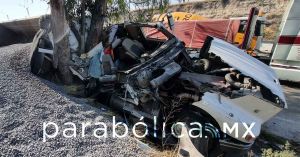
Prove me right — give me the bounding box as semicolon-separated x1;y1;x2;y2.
0;44;147;157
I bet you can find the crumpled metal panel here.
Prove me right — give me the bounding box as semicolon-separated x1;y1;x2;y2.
208;37;287;107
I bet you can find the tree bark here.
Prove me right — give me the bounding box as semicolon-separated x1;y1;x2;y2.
50;0;72;84
85;0;108;51
80;0;86;54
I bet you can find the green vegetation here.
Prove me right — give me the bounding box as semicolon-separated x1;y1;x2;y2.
261;141;296;157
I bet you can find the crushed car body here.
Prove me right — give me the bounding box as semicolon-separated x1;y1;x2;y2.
30;20;287;156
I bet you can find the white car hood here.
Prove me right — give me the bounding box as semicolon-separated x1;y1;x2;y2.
207;37;287;108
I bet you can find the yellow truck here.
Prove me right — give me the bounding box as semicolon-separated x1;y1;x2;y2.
152;11;267;55
152;12;207;21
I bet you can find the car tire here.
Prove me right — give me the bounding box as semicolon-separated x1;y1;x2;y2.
30;31;53;76
178;110;223;157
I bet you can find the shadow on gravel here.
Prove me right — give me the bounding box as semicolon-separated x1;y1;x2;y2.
0;96;7;104
0;96;7;108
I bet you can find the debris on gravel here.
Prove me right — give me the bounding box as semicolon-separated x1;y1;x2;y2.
0;44;147;157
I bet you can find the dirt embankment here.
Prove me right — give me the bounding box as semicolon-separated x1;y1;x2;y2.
166;0;289;40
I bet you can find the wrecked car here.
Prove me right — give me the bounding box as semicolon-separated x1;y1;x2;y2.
30;19;287;157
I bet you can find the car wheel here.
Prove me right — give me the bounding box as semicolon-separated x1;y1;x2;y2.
30;36;53;76
177;110;223;157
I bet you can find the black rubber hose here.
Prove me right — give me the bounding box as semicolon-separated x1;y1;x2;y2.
206;68;235;74
193;59;211;73
199;59;211;72
225;72;243;88
177;93;199;101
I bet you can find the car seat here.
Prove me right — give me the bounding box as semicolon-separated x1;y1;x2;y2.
121;38;145;61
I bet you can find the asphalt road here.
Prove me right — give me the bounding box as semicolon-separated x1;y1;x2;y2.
263;85;300;143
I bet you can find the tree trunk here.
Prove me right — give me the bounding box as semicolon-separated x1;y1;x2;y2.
85;0;108;51
80;0;86;54
50;0;72;84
